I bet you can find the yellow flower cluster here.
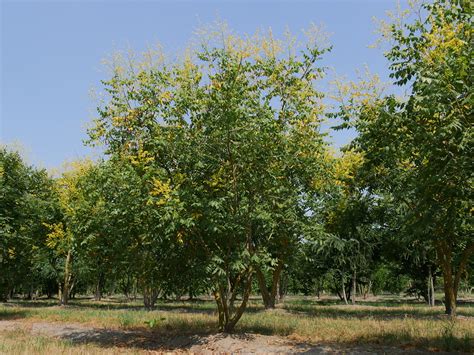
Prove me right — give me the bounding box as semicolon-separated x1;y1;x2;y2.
334;150;364;187
130;148;154;166
43;222;67;249
150;178;172;205
423;13;467;65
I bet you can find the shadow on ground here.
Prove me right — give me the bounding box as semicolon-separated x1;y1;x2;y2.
1;316;471;353
61;327;208;351
55;326;468;353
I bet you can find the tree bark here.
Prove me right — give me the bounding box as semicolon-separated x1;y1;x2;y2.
223;273;252;332
255;260;284;309
143;286;158;310
428;265;435;307
437;242;456;315
436;240;473;316
60;249;72;306
214;269;253;332
341;273;348;305
351;269;356;305
275;278;280;304
255;267;272;307
430;268;435;307
443;271;456;316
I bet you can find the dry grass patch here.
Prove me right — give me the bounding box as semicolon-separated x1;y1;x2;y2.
0;329;141;355
1;296;473;352
237;306;473;352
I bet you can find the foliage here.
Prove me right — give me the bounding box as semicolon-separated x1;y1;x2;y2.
0;146;59;300
87;25;333;330
335;0;473;315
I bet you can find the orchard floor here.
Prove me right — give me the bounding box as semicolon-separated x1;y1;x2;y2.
1;295;473;354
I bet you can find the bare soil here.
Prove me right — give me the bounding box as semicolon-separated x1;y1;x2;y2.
0;319;441;354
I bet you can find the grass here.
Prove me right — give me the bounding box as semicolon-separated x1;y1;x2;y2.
0;329;141;354
1;295;473;353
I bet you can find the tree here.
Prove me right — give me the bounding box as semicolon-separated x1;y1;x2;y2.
315;150;379;304
88;26;332;331
44;160;95;305
70;157;183;308
338;0;472;315
0;146;59;301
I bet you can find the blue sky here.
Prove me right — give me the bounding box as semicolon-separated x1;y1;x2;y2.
1;0;405;169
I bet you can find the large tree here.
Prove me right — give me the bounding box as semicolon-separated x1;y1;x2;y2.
338;0;472;315
88;26;332;331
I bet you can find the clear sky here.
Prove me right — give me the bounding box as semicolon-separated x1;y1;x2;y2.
1;0;406;169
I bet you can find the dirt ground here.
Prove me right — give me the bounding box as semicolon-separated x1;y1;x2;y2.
0;319;443;354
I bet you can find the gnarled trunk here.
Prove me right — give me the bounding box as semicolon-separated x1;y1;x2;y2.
214;269;253;333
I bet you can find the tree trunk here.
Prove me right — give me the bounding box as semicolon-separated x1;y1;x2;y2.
69;279;76;299
427;265;435;307
441;260;456;316
430;269;435;307
362;280;371;299
437;242;457;315
60;249;72;306
255;267;272;307
143;286;158;310
275;278;280;305
278;275;285;302
133;278;138;301
214;270;253;332
255;260;284;309
436;240;473;316
94;272;104;301
341;273;348;305
316;281;321;299
351;269;356;305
